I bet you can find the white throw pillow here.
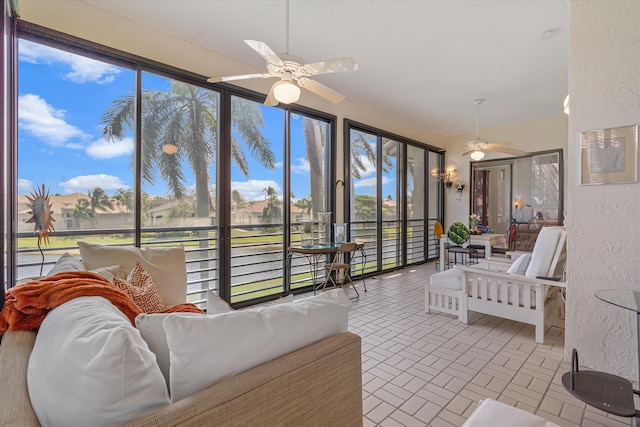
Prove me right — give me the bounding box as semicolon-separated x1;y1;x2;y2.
90;265;125;283
28;297;170;427
506;254;532;275
206;290;233;314
77;241;187;307
266;294;294;306
46;252;85;276
164;289;351;402
135;312;203;388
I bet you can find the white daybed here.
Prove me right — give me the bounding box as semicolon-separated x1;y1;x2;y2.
426;226;567;344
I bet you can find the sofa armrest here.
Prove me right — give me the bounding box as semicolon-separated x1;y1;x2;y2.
124;332;363;427
0;331;40;427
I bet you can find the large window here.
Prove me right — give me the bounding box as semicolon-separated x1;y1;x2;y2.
7;22;443;306
17;38;135;279
346;121;443;275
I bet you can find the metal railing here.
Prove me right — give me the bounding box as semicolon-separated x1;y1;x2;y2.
15;219;440;308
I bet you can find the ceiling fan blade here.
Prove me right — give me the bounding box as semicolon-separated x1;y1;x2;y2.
244;40;284;66
297;77;345;103
263;83;278;107
487;146;529;156
207;72;273;83
461;147;477;156
302;57;359;75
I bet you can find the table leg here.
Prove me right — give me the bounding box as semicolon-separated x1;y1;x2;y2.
359;247;367;292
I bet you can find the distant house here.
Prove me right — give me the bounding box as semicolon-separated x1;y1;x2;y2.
232;200;309;225
17;193;130;232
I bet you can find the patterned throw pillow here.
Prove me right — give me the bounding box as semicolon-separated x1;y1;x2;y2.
114;262;166;313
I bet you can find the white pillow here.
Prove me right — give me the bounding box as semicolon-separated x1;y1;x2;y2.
90;265;125;284
266;294;294;306
165;289;351;402
206;290;233;314
506;254;531;275
135;312;203;388
28;297;170;427
77;241;187;307
46;252;84;276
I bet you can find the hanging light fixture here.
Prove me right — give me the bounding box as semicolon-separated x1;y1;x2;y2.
470;149;485;161
272;72;300;104
162;143;178;155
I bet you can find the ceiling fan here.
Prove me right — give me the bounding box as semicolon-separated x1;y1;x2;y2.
462;99;528;160
207;1;358;106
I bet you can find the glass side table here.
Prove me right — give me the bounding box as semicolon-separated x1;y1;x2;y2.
562;289;640;421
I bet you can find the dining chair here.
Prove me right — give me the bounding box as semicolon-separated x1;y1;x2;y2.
321;242;360;297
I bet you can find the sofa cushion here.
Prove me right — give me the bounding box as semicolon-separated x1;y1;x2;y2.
525;227;563;278
164;289;351;402
78;241;187;307
430;268;463;290
27;296;170;427
115;262;167;313
135;312;203;388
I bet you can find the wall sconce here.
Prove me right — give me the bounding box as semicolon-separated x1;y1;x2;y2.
433;168;456;187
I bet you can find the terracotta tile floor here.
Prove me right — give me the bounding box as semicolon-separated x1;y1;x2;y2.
339;262;634;427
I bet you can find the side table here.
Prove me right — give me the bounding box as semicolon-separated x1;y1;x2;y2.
562;289;640;422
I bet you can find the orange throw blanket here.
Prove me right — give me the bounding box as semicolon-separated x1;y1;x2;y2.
0;271;204;334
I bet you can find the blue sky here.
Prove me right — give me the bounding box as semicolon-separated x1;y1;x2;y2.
17;39;388;202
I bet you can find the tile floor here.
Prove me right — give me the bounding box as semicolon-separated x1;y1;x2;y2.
342;262;635;427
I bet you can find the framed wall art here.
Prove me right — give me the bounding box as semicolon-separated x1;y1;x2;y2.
580;124;638;185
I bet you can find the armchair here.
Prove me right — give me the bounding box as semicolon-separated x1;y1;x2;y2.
426;227;566;343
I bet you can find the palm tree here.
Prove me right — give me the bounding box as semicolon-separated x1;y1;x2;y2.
231;189;246;210
101;81;275;221
113;188;134;213
88;187;114;228
262;186;281;224
72;199;90;229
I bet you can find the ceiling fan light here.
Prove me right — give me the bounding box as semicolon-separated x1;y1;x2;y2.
470;150;485;161
273;80;300;104
162;143;178;155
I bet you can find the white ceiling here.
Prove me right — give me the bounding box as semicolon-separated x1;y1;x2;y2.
82;0;569;136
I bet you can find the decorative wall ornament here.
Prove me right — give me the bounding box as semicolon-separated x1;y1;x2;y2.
580;124;638;185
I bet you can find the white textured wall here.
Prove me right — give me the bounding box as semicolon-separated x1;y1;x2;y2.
442;115;568;228
565;1;640;380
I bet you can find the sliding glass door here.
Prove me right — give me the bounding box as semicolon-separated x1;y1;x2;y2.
347;120;443;275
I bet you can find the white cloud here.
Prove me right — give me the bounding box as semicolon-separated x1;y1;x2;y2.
19;94;89;146
231;179;281;201
18;179;33;192
19;40;121;84
274;161;283;169
86;137;133;159
59;174;127;194
291;157;310;174
354;176;391;188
